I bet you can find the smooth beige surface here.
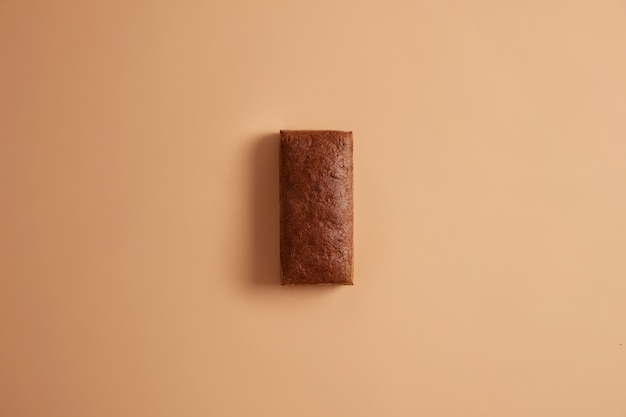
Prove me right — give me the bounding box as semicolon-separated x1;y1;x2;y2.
2;1;626;416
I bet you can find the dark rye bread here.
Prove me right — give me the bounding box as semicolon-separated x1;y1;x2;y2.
279;130;353;285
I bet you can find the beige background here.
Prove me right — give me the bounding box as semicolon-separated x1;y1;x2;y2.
1;1;626;416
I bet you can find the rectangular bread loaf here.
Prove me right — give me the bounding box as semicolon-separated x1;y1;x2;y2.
279;130;353;285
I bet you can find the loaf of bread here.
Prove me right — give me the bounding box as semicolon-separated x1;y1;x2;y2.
279;130;353;285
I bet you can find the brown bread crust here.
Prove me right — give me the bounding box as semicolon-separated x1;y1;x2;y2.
279;130;354;285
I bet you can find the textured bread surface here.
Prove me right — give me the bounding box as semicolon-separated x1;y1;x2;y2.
279;130;354;285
